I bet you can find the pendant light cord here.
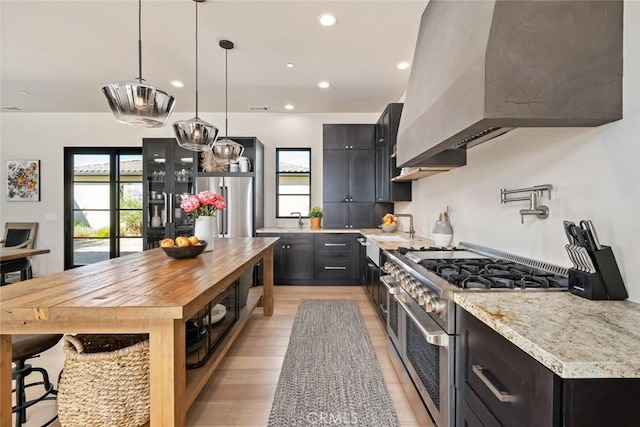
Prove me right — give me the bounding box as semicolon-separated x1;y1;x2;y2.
137;0;143;83
225;47;228;139
195;0;200;119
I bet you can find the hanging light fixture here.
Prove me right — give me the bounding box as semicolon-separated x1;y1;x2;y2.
211;39;244;164
102;0;175;127
173;0;219;152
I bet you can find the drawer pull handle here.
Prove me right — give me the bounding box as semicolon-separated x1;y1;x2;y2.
324;266;347;270
324;243;347;247
472;365;517;403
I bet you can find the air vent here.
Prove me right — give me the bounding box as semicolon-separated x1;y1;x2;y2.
248;106;270;112
1;106;22;111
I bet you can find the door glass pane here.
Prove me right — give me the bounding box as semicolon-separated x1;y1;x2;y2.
120;238;143;256
119;210;143;237
73;154;110;181
74;182;110;209
73;239;110;266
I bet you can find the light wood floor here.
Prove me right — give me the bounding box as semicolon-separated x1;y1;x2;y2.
14;286;433;426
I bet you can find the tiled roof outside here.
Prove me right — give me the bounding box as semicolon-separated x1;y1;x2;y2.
74;159;142;175
279;161;309;173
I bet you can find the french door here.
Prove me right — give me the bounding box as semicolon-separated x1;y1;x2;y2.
64;148;143;269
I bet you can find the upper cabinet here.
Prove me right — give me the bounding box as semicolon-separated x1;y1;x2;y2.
375;103;411;202
323;124;384;229
142;138;197;249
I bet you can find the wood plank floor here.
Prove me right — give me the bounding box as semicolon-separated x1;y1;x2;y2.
14;286;433;426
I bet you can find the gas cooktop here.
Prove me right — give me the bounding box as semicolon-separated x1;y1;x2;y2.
395;245;568;291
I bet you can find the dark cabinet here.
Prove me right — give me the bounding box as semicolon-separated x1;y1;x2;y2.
456;307;640;427
375;103;411;202
142;138;196;249
269;233;314;283
259;232;362;285
323;124;375;150
323;124;380;228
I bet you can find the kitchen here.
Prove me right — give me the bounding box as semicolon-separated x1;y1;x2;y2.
1;0;640;426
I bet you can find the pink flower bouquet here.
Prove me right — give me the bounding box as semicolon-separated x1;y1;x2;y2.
180;191;226;220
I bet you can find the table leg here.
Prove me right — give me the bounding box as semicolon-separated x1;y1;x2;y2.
1;334;11;427
263;247;274;316
149;319;186;427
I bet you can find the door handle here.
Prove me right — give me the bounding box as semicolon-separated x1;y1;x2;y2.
394;294;448;347
472;365;517;403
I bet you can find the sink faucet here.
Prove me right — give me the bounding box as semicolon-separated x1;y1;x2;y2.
291;212;303;229
395;213;415;240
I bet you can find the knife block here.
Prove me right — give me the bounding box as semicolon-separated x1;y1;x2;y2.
568;245;627;300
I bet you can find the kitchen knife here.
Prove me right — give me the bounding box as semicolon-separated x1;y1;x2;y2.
565;244;581;270
563;221;576;245
580;220;602;251
568;224;588;247
576;246;596;273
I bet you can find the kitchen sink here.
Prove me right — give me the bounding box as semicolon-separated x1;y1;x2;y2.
369;235;409;242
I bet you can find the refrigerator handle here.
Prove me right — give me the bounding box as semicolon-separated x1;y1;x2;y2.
168;193;174;224
223;185;229;236
163;192;169;223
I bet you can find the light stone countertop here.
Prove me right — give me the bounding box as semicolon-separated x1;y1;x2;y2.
256;227;435;249
454;292;640;379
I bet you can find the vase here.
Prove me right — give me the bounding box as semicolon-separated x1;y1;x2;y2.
310;217;322;230
151;206;162;227
194;216;217;252
432;220;453;247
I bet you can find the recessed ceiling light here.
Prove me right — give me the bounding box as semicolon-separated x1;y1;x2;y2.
318;13;338;27
284;104;295;110
396;62;411;70
318;81;330;89
286;63;295;68
170;80;184;88
20;91;30;95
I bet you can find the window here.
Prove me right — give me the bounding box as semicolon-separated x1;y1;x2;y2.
276;148;311;218
63;148;143;269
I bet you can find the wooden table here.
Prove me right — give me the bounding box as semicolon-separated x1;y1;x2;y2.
0;247;50;261
0;237;277;427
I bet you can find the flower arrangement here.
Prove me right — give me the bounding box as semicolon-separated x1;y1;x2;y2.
382;213;398;226
180;191;226;220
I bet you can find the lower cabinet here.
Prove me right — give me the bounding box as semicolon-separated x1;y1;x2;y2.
260;233;362;285
456;307;640;427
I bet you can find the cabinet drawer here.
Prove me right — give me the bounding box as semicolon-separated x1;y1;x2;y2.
315;234;356;256
315;257;358;281
456;307;558;427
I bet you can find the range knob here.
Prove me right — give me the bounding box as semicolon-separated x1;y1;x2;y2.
410;282;421;298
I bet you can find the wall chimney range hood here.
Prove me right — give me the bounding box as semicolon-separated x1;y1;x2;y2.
397;0;623;168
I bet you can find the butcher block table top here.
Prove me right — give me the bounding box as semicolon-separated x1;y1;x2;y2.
0;247;50;261
0;237;278;427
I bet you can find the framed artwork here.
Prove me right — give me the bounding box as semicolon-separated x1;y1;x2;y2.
6;160;40;202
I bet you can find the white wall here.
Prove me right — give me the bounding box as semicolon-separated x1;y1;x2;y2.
0;111;377;276
396;1;640;302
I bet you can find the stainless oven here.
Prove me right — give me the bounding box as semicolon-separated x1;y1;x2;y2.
380;275;401;350
383;276;454;427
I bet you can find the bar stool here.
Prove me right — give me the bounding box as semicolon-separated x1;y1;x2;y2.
12;334;62;427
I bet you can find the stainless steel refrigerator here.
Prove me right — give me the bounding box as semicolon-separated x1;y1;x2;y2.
196;176;254;237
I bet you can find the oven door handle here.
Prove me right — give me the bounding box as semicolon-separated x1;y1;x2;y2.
380;275;402;295
394;294;449;348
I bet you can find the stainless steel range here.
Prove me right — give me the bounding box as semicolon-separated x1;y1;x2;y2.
380;242;568;427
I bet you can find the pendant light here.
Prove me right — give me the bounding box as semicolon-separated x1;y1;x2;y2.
102;0;175;127
173;0;219;152
211;39;244;164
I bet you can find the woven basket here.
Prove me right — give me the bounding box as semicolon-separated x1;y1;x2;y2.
57;334;150;427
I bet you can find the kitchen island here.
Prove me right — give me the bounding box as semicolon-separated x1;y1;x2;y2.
0;237;278;427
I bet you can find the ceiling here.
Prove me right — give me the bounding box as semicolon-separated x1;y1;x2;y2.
0;0;428;114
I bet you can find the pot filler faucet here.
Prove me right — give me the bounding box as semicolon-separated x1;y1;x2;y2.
395;213;415;240
291;212;303;229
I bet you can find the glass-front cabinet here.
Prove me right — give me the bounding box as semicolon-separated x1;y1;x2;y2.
143;138;196;249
